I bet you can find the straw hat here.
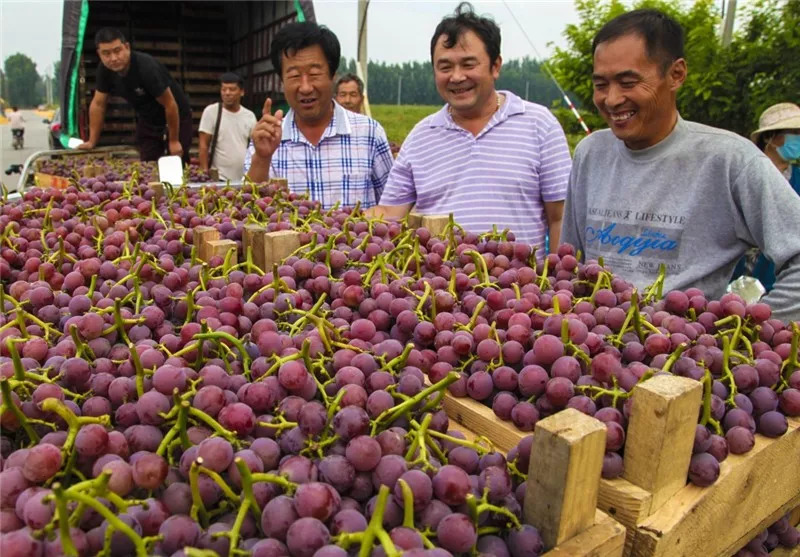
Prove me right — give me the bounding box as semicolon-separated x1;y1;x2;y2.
750;102;800;143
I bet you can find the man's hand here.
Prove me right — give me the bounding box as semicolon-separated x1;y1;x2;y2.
252;98;284;160
168;140;183;157
77;141;96;150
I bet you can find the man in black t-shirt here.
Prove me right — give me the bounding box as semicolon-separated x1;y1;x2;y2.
78;28;193;163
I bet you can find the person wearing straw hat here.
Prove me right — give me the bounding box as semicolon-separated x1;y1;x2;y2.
733;103;800;292
562;9;800;321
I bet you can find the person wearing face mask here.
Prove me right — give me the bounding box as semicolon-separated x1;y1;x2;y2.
367;2;572;251
561;9;800;321
734;103;800;291
243;22;394;209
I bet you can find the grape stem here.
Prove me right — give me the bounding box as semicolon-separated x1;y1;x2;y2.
777;322;800;393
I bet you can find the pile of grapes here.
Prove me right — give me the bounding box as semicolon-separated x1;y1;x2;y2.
0;170;798;556
33;158;213;184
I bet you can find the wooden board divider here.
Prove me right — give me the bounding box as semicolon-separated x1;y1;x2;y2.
441;373;800;557
406;212;451;237
204;239;238;266
264;230;301;271
242;224;268;271
447;405;625;556
148;181;165;202
193;225;220;263
82;163;103;178
524;408;608;548
421;214;451;237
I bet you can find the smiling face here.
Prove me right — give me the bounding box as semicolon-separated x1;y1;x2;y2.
432;30;501;120
97;39;131;74
592;33;686;150
281;44;335;126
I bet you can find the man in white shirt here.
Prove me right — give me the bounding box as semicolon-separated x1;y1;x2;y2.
199;73;257;182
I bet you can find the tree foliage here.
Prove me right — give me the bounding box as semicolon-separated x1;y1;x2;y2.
337;57;564;107
3;53;43;107
549;0;800;136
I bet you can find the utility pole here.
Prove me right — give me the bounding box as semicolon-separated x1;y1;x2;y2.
357;0;368;94
397;76;402;105
356;0;371;116
525;80;530;101
721;0;736;48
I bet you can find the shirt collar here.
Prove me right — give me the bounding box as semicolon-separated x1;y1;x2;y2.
281;100;352;144
429;90;525;130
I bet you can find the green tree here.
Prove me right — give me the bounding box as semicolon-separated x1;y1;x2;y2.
3;53;43;107
548;0;800;137
53;60;62;102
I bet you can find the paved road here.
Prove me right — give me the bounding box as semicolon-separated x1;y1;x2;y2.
0;110;52;190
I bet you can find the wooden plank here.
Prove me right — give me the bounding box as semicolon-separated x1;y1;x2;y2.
205;240;238;266
441;391;525;453
631;417;800;557
525;408;607;548
420;214;450;237
597;477;653;555
148;182;165;203
542;510;626;557
264;230;301;270
622;375;702;512
243;224;268;272
407;211;423;229
194;226;220;263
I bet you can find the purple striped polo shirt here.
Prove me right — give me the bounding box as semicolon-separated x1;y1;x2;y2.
378;90;572;247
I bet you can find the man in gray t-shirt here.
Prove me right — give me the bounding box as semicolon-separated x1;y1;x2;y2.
562;9;800;322
199;73;257;182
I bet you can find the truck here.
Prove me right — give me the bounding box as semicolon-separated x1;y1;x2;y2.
57;0;316;151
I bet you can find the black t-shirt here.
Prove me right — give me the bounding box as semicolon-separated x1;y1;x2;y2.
96;51;191;126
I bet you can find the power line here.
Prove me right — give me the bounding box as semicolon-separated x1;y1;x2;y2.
501;0;591;134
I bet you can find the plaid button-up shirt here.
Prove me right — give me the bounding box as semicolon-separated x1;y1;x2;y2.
243;101;394;209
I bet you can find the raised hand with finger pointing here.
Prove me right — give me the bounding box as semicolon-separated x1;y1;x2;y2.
251;97;284;161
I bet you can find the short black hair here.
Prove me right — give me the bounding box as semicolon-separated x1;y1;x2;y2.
592;9;684;74
270;22;340;78
220;72;244;88
95;28;128;48
336;73;364;95
430;2;501;66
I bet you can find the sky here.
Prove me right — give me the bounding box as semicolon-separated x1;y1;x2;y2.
0;0;578;76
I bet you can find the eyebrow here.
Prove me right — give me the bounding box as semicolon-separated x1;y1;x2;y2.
436;55;479;65
592;70;643;81
285;62;325;73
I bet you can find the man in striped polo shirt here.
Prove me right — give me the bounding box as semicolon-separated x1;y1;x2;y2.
368;2;572;250
245;22;394;209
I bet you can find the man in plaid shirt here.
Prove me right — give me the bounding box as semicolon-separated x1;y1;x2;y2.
244;22;393;209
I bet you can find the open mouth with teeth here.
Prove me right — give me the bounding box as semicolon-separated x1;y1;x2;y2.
609;110;636;124
298;98;317;108
449;85;475;96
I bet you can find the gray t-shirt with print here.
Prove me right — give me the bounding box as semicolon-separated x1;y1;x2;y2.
562;117;800;322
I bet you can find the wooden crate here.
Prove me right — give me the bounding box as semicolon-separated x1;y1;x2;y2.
767;506;800;556
442;375;800;557
449;410;625;556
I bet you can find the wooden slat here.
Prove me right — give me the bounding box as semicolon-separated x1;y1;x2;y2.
597;478;653;555
264;230;302;270
631;417;800;557
622;375;702;512
524;409;606;548
542;511;626;557
441;391;526;453
194;226;220;262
